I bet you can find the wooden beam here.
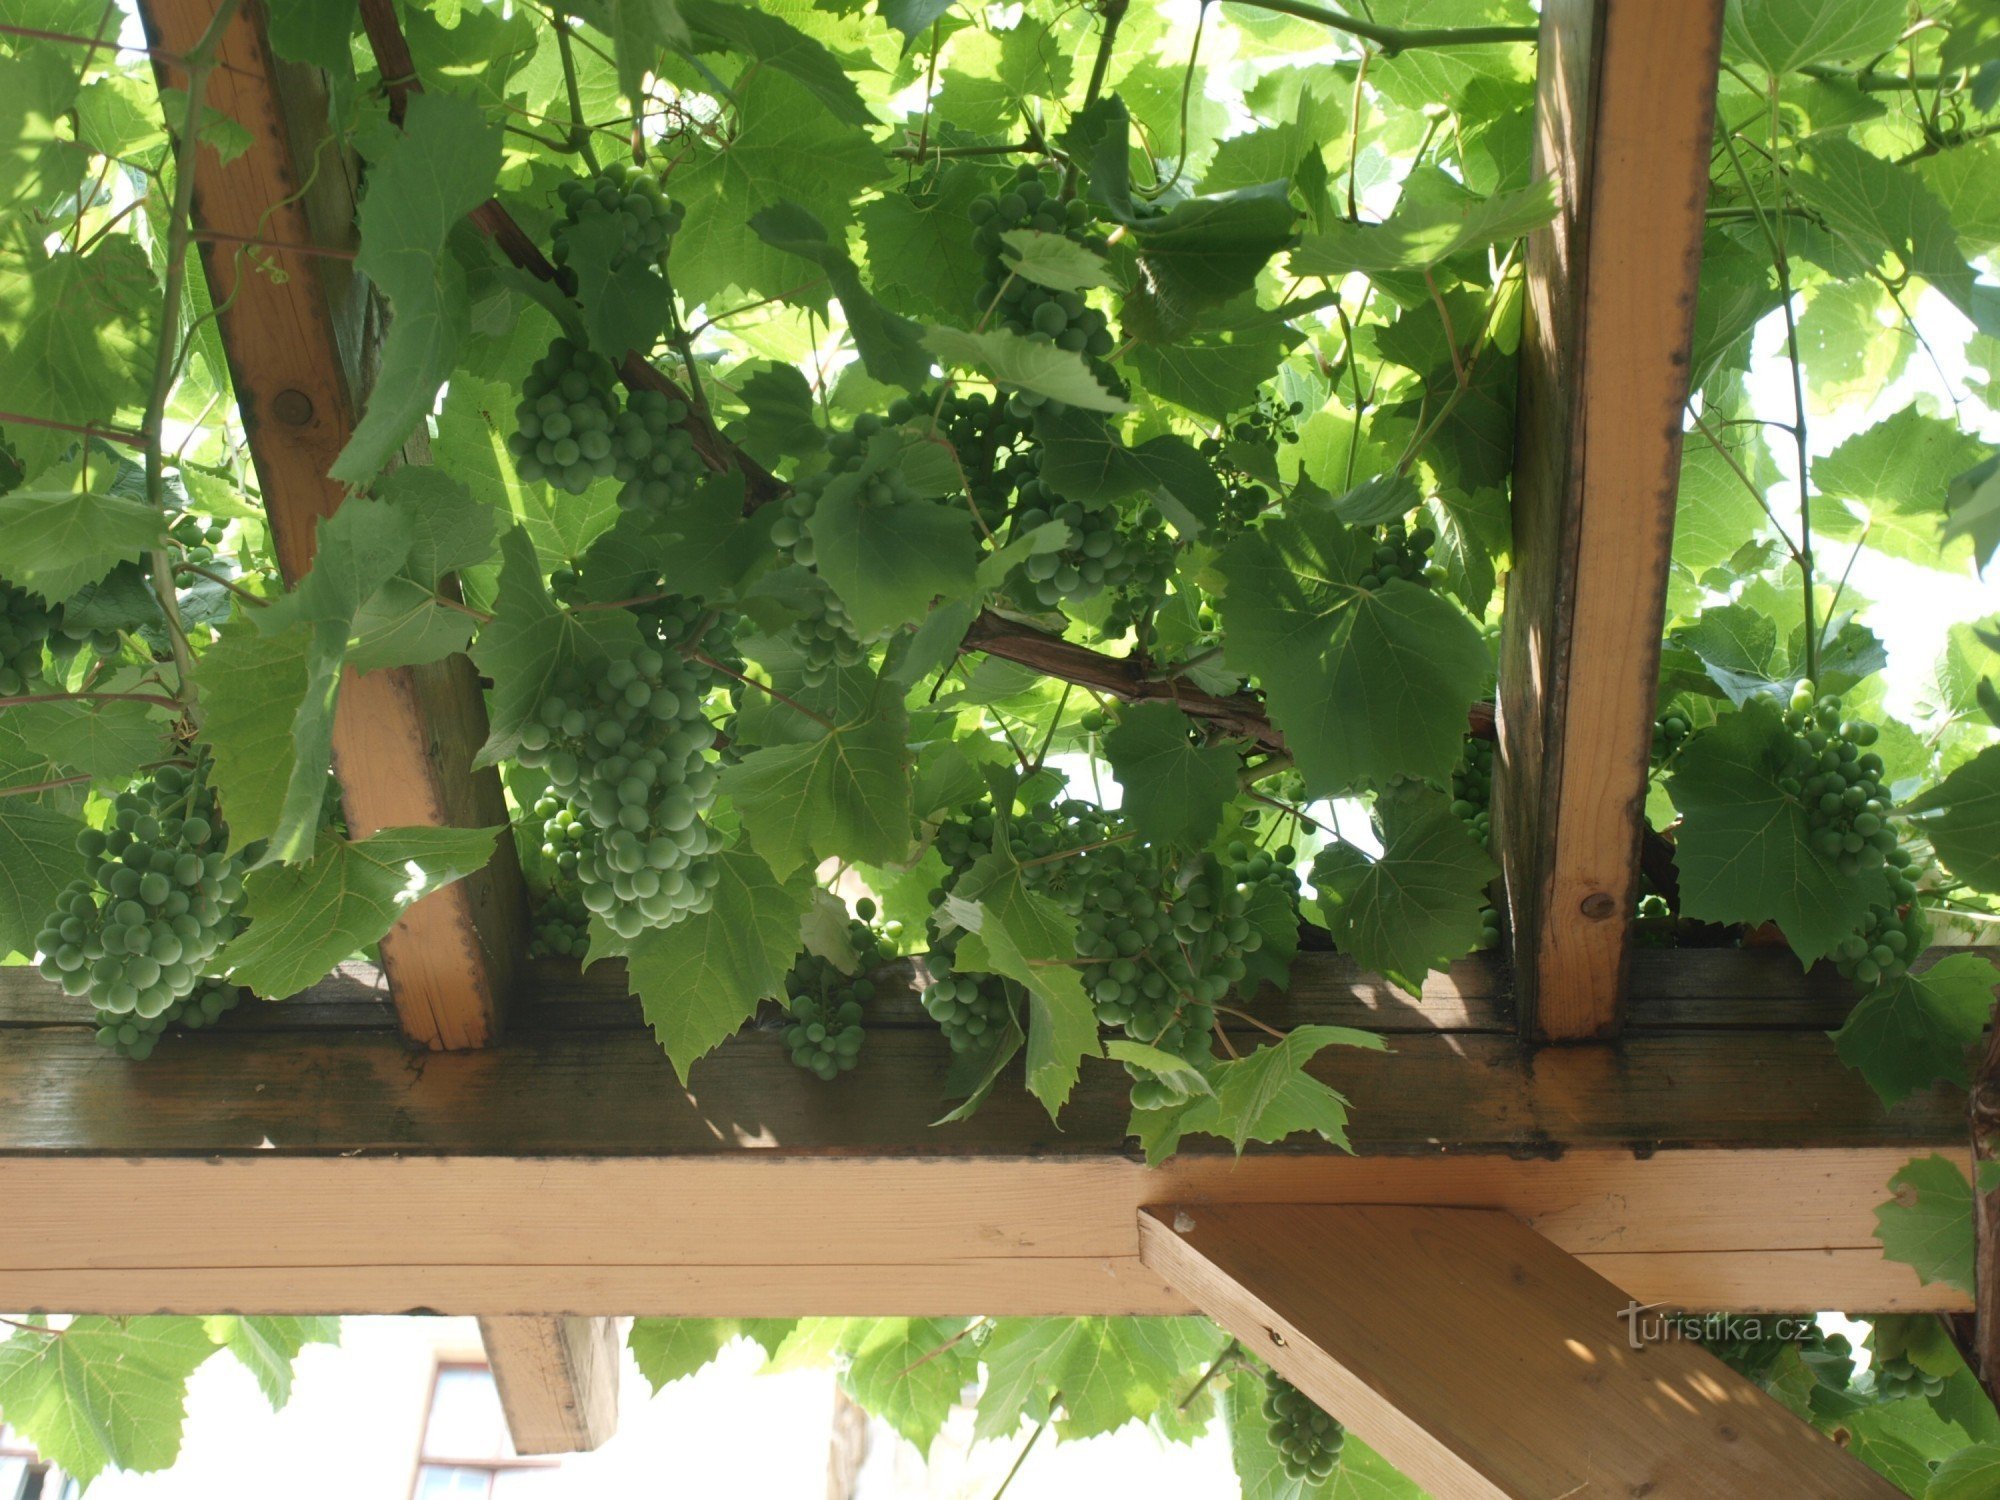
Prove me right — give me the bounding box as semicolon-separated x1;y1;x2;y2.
1139;1204;1901;1499
138;0;523;1049
1494;0;1725;1040
1973;1007;2000;1404
0;951;1970;1315
478;1316;622;1455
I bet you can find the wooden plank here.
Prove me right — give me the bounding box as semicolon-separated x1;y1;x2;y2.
1974;1001;2000;1404
0;1152;1961;1316
1494;0;1725;1040
0;1019;1962;1159
137;0;523;1049
1139;1205;1900;1499
478;1316;621;1455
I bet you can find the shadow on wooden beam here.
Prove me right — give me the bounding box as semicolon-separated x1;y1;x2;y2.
1140;1204;1899;1499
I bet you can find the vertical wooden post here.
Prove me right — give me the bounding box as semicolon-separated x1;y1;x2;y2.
1494;0;1724;1041
1140;1204;1901;1499
478;1317;623;1455
138;0;523;1048
1972;1022;2000;1405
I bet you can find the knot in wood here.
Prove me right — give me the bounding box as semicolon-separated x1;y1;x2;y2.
1579;891;1617;920
272;389;315;427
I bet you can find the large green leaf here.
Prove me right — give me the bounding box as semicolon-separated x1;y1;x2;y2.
1876;1154;1976;1297
1312;788;1495;992
330;92;501;483
1218;511;1489;794
749;201;929;390
1831;953;1998;1105
949;851;1101;1119
0;1317;217;1485
1814;405;1992;567
628;1318;797;1390
471;526;607;766
1132;1025;1386;1166
679;0;872;125
1723;0;1911;74
976;1317;1229;1442
807;453;979;637
0;489;166;604
1227;1372;1421;1499
199;615;312;856
1290;180;1555;276
0;799;83;960
621;848;812;1080
1103;702;1238;850
202;1316;340;1411
1668;696;1888;965
1905;744;2000;895
926;325;1131;413
719;688;914;876
837;1318;975;1456
219;825;500;999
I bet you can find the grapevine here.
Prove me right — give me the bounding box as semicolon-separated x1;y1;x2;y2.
509;337;625;495
782;902;894;1080
552;162;682;279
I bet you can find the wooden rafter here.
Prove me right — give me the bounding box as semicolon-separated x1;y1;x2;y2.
1140;1204;1902;1498
136;0;524;1051
478;1317;623;1455
1495;0;1727;1041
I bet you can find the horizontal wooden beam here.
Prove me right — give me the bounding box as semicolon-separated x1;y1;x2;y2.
1141;1205;1900;1498
0;953;1973;1316
478;1316;622;1455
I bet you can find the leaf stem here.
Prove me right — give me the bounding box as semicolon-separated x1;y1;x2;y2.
990;1405;1054;1500
552;10;602;173
1178;1337;1243;1410
0;773;95;799
689;651;836;731
0;691;186;710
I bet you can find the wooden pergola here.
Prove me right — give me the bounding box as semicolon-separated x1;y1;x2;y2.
0;1;1980;1494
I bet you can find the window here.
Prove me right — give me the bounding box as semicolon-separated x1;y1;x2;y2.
411;1365;561;1500
0;1424;60;1500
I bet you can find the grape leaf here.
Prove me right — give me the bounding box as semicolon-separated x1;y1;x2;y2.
1032;411;1227;532
1668;696;1888;965
1876;1154;1976;1296
250;498;417;863
1830;953;1998;1105
198;615;312;856
330;92;501;483
1218;511;1489;794
471;526;606;766
949;851;1100;1119
926;324;1132;413
1132;1025;1386;1165
1724;0;1911;75
1291;179;1555;276
0;1317;218;1485
201;1315;339;1410
976;1317;1229;1442
859;162;994;323
1814;405;1992;567
0;489;166;604
8;695;161;782
219;825;500;1000
0;800;83;960
620;847;812;1080
808;456;979;637
679;0;872;126
1103;702;1237;850
1945;452;2000;571
1905;745;2000;894
1311;788;1494;992
668;72;884;306
1000;228;1116;293
0;239;157;476
837;1318;974;1456
628;1318;797;1390
1930;1444;2000;1500
749;200;930;390
719;688;914;876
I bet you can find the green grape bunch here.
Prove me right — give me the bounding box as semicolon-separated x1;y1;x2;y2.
94;978;242;1061
528;886;591;959
615;388;706;515
782;901;895;1080
552;162;683;281
1775;682;1895;877
920;971;1018;1054
517;601;737;940
1359;518;1437;589
1833;848;1926;989
1652;711;1692;765
1874;1351;1947;1402
931;392;1036;527
1003;489;1168;614
509;337;625;495
770;411;919;570
35;756;252;1028
0;578;53;694
1262;1369;1345;1483
1451;737;1494;851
